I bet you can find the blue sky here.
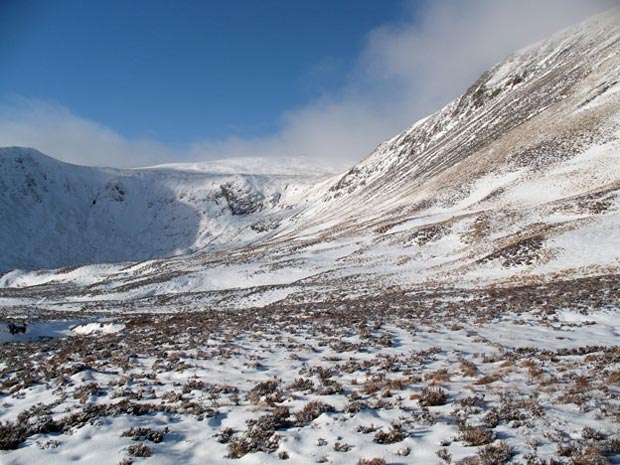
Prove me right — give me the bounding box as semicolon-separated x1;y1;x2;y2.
0;0;615;168
1;0;408;145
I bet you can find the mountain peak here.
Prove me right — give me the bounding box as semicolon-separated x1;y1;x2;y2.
0;146;53;160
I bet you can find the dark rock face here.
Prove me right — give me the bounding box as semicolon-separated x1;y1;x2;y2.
250;218;281;233
220;181;265;216
7;322;27;335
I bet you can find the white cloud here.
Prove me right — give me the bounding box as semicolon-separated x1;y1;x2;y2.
0;1;616;169
0;97;176;168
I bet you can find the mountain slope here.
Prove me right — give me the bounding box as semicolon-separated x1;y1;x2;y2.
261;10;620;286
0;147;330;272
296;11;620;229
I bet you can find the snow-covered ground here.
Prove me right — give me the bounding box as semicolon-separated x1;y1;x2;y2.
1;282;620;464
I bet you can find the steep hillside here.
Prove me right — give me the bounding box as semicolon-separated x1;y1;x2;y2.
263;10;620;288
298;11;620;229
0;147;330;272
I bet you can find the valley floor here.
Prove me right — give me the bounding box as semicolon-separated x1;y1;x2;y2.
1;275;620;465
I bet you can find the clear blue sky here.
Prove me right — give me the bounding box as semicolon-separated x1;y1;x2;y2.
1;0;410;147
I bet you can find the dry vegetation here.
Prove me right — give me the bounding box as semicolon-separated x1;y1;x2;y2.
1;273;620;463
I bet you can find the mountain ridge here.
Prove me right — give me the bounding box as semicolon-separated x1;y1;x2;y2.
0;146;331;272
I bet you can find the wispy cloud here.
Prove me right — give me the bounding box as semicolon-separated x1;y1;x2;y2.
0;97;176;168
0;0;615;169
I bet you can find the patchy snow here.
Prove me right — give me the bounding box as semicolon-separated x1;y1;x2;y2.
71;322;124;335
1;304;620;464
0;318;125;342
1;319;79;343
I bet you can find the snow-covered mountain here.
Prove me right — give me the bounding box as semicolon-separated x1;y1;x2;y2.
264;10;620;286
0;147;331;272
295;11;620;231
1;11;620;306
